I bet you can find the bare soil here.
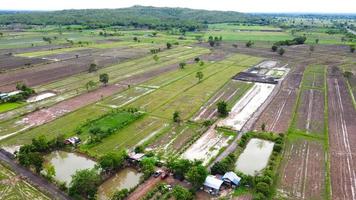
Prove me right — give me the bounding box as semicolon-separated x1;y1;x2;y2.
296;89;325;134
0;54;47;71
278;139;325;200
328;66;356;200
0;47;147;92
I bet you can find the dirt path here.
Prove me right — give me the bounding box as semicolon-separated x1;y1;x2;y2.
0;149;71;200
126;176;162;200
328;67;356;200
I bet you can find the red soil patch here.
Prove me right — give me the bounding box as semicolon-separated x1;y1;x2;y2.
328;67;356;200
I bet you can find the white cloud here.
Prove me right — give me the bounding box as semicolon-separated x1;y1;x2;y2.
0;0;355;13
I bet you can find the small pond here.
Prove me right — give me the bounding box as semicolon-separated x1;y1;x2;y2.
44;150;96;185
235;138;274;176
97;168;143;200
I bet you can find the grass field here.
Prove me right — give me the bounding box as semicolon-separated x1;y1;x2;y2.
0;162;50;200
0;102;24;113
1;52;262;159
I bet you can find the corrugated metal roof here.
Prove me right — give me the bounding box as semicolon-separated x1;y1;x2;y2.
222;171;241;185
204;175;223;190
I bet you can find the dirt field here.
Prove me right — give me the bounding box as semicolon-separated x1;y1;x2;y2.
181;125;233;165
277;139;326;200
0;58;194;141
296;89;325;134
0;54;47;71
328;67;356;200
193;80;252;121
0;46;147;91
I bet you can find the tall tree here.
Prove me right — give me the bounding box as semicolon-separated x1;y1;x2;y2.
196;71;203;83
69;169;101;199
173;111;181;123
85;80;97;91
88;63;97;73
217;101;228;117
278;47;285;56
186;164;208;189
99;73;109;86
179;62;186;69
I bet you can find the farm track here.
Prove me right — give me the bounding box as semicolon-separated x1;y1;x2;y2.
328;67;356;200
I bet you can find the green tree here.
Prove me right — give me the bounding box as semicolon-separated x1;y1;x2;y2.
256;182;270;196
43;162;56;180
111;189;129;200
134;145;144;153
69;169;101;199
278;47;285;56
173;111;181;123
350;45;355;53
217;101;228;117
153;54;159;62
99;73;109;86
140;157;156;179
85;80;97;92
172;185;193;200
167;158;192;180
31;135;49;152
88;63;97;73
246;40;254;48
194;57;200;63
98;150;127;173
271;45;278;52
199;61;205;66
186;164;208;189
179;62;186;69
166;42;172;49
196;71;203;83
343;71;353;79
315;38;319;44
30;152;44;173
261;123;266;131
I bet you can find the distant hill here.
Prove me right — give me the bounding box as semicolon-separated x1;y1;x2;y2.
0;6;266;30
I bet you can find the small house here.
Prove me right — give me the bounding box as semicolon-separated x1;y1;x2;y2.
128;152;145;164
203;175;224;195
64;137;81;145
222;171;241;186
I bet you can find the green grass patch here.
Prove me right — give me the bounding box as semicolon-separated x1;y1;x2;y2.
0;102;24;113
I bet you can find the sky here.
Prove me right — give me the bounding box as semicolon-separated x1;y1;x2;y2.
1;0;355;13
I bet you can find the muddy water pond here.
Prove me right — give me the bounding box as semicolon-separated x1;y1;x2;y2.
97;168;143;200
44;151;96;185
235;138;274;176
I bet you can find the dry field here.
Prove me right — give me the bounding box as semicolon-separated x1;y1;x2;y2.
277;138;326;200
328;67;356;200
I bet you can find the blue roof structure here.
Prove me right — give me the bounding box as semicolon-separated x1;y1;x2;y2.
222;171;241;185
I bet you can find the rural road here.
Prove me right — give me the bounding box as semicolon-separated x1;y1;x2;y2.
0;149;72;200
